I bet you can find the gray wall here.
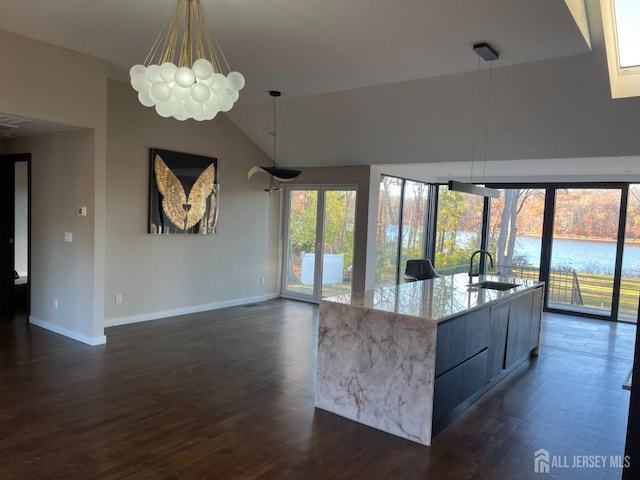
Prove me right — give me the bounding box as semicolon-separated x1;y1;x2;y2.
104;80;279;325
0;29;107;344
5;130;97;339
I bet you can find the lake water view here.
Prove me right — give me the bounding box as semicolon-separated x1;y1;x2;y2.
458;233;640;277
511;236;640;276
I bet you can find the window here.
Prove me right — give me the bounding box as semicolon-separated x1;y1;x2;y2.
434;185;484;274
375;176;402;286
375;175;431;285
601;0;640;98
399;180;429;280
488;188;546;280
613;0;640;68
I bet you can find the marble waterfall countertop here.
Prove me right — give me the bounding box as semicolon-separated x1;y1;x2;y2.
322;273;543;322
316;273;544;445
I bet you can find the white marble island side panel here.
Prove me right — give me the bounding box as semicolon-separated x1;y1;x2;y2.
315;301;437;446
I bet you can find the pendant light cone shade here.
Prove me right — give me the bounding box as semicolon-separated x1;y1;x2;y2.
247;90;301;190
130;0;244;121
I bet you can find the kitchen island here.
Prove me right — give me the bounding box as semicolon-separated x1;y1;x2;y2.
315;273;544;446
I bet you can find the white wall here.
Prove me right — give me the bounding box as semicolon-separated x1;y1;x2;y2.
0;29;107;344
14;161;28;277
105;80;279;325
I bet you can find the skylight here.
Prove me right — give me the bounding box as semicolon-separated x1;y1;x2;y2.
601;0;640;98
613;0;640;68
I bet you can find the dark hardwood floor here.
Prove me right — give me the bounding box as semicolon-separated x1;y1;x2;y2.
0;300;635;479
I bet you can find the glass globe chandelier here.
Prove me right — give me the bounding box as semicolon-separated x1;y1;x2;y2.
129;0;245;121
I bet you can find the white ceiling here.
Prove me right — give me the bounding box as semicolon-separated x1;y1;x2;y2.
1;0;639;180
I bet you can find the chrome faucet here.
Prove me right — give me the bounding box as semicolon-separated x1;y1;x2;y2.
469;249;494;279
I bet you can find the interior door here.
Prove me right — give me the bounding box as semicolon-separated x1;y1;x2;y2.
0;157;15;318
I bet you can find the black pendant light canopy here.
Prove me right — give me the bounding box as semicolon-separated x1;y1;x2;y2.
247;90;301;191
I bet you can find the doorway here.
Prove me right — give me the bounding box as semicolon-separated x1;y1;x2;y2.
281;185;357;302
0;154;30;319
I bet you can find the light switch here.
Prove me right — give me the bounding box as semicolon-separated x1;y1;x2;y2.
64;232;73;242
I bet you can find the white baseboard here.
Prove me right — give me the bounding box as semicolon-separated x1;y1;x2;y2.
104;293;280;328
29;316;107;346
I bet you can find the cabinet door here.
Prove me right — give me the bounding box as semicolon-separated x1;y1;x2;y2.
435;318;465;376
505;292;533;368
488;301;509;379
529;287;544;350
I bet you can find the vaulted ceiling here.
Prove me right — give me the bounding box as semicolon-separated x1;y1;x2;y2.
1;0;639;180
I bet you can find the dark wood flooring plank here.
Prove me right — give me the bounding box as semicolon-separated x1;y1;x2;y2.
0;302;635;479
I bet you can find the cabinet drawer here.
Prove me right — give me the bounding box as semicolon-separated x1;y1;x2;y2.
464;308;490;358
436;308;490;377
433;361;463;422
462;349;489;399
433;349;489;429
435;319;465;376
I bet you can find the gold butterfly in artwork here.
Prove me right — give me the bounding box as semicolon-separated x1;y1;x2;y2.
154;154;216;231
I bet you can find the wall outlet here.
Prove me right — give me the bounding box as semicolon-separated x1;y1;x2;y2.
78;206;87;216
53;298;58;309
115;293;122;304
260;277;265;285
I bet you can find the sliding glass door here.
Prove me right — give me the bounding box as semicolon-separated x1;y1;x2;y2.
282;186;357;302
548;188;622;317
619;184;640;323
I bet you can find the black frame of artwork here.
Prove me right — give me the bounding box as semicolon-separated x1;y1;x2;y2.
148;148;219;234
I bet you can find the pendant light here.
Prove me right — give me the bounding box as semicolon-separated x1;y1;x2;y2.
448;42;500;198
129;0;245;121
247;90;301;192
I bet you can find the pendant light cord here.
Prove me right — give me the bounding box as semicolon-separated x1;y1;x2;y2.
273;94;277;168
268;90;282;193
482;60;494;184
470;56;481;184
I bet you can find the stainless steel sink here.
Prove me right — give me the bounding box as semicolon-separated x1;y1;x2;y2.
468;280;520;291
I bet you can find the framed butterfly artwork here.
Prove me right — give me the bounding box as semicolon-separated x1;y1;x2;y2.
148;148;219;234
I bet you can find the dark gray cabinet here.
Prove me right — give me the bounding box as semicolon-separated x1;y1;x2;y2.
529;287;544;350
505;292;533;368
505;287;544;368
435;307;489;376
435;315;465;377
434;308;490;427
433;287;544;433
487;301;509;380
461;349;489;399
433;362;462;422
